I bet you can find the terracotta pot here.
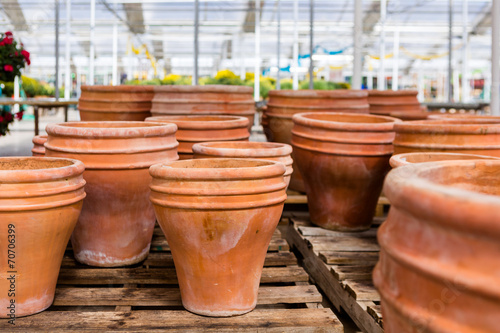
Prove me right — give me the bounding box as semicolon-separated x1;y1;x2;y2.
389;111;429;121
145;115;250;160
268;89;368;108
192;141;293;187
367;90;419;104
292;112;400;231
266;103;370;115
151;85;255;128
427;114;500;122
394;119;500;157
149;158;287;316
390;152;499;168
45;121;178;267
78;85;154;121
374;160;500;332
369;103;422;115
0;157;85;317
32;135;48;156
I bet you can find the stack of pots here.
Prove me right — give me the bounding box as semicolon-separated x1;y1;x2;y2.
374;159;500;332
45;121;179;266
393;118;500;158
368;90;427;120
291;112;401;231
151;85;255;130
32;135;48;156
78;86;154;121
263;90;370;192
145;115;250;160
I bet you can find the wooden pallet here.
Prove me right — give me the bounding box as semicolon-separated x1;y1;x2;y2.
285;212;385;333
1;226;343;332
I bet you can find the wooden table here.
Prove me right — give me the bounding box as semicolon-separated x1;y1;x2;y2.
0;98;78;135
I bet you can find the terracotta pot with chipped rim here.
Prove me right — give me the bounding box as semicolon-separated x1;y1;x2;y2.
32;135;48;156
192;141;293;187
151;85;255;128
145;115;250;160
374;160;500;332
0;157;85;317
149;158;287;316
394;119;500;157
292;112;401;231
390;152;499;168
45;121;179;267
78;85;154;121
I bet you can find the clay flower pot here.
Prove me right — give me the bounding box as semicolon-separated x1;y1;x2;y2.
32;135;48;156
268;89;369;108
45;121;178;267
389;111;428;121
394;119;500;157
292;112;401;231
390;152;499;168
368;90;421;115
374;160;500;332
79;85;154;121
427;114;500;122
150;158;287;316
145;115;250;160
192;141;293;187
0;157;85;317
151;85;255;128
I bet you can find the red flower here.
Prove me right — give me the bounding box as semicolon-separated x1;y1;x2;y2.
15;112;23;120
21;50;30;65
0;116;4;122
4;64;13;72
5;113;13;121
5;31;12;37
0;41;4;47
3;37;12;45
14;51;18;56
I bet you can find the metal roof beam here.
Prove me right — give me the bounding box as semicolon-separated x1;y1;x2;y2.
123;2;145;34
0;0;28;31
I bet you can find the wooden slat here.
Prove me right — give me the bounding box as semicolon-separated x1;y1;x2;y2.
343;280;380;302
330;265;375;281
306;238;380;252
299;227;378;238
53;285;322;307
5;309;343;332
62;251;297;268
318;251;379;265
367;304;384;328
57;267;309;285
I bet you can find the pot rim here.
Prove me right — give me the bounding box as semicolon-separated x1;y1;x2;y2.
390;152;499;168
266;103;370;111
46;121;178;138
81;85;154;93
292;112;401;131
145;115;249;129
154;84;253;93
150;158;286;181
32;135;48;145
367;89;418;97
269;89;367;99
152;99;255;105
192;141;293;158
0;156;85;183
77;107;152;113
78;98;152;104
394;119;500;134
369;102;421;107
385;160;500;237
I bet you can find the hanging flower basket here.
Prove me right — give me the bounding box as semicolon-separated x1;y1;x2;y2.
0;31;30;82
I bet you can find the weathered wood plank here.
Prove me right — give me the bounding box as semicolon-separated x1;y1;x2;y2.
318;251;379;265
57;267;309;285
343;280;380;302
306;238;380;252
367;304;384;328
330;266;375;281
299;227;378;238
53;285;322;307
4;309;343;332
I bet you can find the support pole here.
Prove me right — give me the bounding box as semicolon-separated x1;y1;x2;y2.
89;0;95;85
254;0;260;101
112;0;118;85
308;0;314;89
65;0;71;98
453;69;460;101
352;0;362;89
55;0;60;99
292;0;299;90
276;0;281;90
493;0;500;115
448;0;453;101
392;29;399;91
378;0;386;90
193;0;199;85
461;0;469;102
239;33;245;80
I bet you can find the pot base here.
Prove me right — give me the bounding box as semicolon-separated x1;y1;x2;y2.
74;245;150;267
183;303;255;317
310;220;372;232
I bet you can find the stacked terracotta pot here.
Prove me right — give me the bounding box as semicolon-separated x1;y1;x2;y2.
151;85;255;129
368;90;427;120
78;85;154;121
262;90;369;192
